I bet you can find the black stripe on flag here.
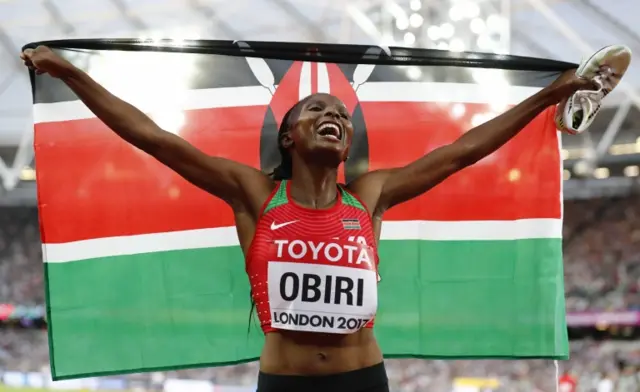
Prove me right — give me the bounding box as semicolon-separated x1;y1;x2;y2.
34;49;262;105
31;40;574;104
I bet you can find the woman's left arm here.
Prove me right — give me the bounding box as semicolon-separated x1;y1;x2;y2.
349;69;594;216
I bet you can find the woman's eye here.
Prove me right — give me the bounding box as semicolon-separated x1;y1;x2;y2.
309;106;322;111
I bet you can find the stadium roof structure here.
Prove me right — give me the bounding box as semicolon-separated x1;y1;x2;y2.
0;0;639;205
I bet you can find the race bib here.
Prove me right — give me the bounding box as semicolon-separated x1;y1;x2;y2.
267;238;378;334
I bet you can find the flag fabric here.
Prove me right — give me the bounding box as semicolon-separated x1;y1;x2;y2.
30;39;572;380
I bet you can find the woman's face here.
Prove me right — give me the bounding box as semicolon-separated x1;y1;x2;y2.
284;93;354;165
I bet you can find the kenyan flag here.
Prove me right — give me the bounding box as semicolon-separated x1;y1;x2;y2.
31;42;568;380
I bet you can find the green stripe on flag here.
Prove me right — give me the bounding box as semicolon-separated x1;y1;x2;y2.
45;233;566;379
376;238;566;358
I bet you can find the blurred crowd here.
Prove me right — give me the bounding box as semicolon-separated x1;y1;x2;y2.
1;195;640;391
0;207;42;306
563;197;640;312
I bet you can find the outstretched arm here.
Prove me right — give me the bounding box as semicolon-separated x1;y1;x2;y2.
23;46;274;214
349;69;594;217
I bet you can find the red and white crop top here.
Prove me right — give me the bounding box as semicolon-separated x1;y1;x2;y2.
246;180;380;334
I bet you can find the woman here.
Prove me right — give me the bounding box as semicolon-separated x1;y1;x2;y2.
22;45;602;392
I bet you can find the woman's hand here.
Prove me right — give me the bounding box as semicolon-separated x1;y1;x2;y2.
546;68;598;105
20;46;74;78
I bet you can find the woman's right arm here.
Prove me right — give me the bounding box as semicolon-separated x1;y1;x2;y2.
22;46;274;213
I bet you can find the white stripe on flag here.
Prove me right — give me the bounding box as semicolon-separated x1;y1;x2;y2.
379;219;562;241
43;228;239;264
43;219;562;263
317;63;330;94
33;83;541;124
299;62;312;100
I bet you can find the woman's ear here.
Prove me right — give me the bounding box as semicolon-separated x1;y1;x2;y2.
280;132;293;149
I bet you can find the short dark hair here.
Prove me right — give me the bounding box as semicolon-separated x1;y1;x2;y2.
269;98;309;180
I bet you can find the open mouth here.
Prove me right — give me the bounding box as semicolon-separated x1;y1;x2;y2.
316;121;343;142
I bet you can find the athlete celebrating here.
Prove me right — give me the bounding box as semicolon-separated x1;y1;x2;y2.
21;45;627;392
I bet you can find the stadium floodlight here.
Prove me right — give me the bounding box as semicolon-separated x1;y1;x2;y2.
470;18;486;34
396;17;409;30
624;165;639;177
409;13;424;28
440;22;455;39
427;25;440;40
404;32;416;45
448;5;464;21
594;167;610;179
464;2;481;18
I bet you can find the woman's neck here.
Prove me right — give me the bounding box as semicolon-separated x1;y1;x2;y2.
289;163;339;209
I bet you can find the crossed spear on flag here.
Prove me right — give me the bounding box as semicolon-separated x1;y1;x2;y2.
235;41;385;98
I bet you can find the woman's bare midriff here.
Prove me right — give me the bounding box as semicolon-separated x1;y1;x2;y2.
259;328;383;375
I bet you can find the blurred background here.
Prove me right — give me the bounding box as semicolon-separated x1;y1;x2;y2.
1;0;640;391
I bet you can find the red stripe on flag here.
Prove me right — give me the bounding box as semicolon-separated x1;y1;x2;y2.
35;103;560;244
35;106;264;244
311;62;318;94
362;102;561;221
